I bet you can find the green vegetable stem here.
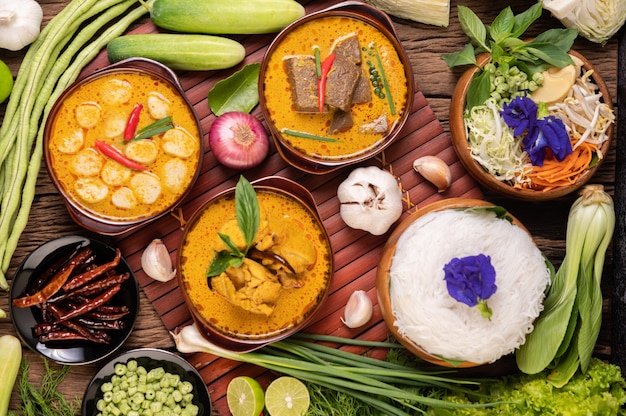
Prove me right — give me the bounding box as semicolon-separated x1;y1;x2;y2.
516;185;615;387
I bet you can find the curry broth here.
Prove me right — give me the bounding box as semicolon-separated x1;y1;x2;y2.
263;16;408;160
179;190;332;339
48;71;200;221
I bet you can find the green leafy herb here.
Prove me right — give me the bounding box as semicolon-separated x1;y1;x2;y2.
133;116;174;141
9;358;80;416
441;3;578;110
208;63;261;116
207;176;259;278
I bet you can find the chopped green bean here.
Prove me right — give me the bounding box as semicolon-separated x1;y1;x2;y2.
96;361;198;416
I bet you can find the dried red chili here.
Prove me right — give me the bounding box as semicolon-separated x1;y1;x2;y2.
62;248;122;291
94;140;147;171
318;53;336;113
124;103;143;141
55;284;122;322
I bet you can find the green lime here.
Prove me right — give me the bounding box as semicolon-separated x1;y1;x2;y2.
264;376;310;416
0;60;13;104
227;376;265;416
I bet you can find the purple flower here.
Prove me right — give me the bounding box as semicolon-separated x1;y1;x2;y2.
443;254;497;319
501;95;538;137
523;116;572;167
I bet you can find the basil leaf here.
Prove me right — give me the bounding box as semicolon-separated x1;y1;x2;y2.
207;251;236;277
208;63;261;116
498;37;526;49
510;2;542;38
441;43;476;68
532;28;578;53
489;7;514;44
524;44;574;68
218;232;244;257
466;69;491;110
458;5;489;51
235;176;260;252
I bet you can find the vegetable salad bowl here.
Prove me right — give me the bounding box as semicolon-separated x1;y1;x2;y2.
450;50;614;201
259;1;414;174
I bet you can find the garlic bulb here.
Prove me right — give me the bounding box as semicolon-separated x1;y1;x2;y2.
141;239;176;282
341;290;373;328
413;156;451;192
0;0;43;51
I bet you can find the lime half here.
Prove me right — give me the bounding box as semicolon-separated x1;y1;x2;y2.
0;60;13;104
264;376;310;416
227;376;265;416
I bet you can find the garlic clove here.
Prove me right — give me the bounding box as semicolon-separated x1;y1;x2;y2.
141;239;177;282
341;290;373;328
413;156;451;192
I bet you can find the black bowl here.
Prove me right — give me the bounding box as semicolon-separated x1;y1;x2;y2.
9;236;139;365
81;348;212;416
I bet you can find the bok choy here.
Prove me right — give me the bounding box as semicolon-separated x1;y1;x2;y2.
516;184;615;387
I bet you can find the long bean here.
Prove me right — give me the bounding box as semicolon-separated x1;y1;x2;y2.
0;0;153;289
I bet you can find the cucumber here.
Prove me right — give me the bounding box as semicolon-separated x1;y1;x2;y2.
107;34;246;71
150;0;306;34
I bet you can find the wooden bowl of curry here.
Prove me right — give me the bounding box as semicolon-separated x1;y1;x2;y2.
259;1;414;174
177;176;333;352
44;58;203;235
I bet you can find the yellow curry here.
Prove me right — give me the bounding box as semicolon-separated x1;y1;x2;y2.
263;16;409;161
47;71;201;222
179;190;332;340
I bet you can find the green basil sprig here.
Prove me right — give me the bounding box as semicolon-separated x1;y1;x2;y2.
442;3;578;109
207;176;260;278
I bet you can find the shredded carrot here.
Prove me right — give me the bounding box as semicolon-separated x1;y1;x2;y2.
524;141;597;190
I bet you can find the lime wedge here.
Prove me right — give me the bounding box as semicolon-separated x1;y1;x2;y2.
227;376;265;416
264;376;310;416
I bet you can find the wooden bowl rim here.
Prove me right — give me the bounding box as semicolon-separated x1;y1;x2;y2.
376;198;531;368
449;50;614;201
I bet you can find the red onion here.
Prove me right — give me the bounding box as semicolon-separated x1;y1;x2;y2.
208;111;269;170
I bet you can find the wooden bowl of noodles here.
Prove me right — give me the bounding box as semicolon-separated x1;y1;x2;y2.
450;50;614;201
376;198;551;367
177;176;333;352
259;1;414;174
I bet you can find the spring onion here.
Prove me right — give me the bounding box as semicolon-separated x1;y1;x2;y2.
172;324;498;414
0;0;153;292
516;184;615;386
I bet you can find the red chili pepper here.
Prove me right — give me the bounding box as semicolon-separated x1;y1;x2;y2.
94;140;147;171
318;53;336;113
124;103;143;141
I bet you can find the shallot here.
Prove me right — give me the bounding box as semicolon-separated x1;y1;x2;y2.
208;111;269;170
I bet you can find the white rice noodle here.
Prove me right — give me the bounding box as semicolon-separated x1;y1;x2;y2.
389;208;550;364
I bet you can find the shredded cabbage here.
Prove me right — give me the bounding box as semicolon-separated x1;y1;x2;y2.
464;100;529;185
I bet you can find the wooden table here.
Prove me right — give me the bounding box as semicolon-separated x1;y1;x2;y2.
0;0;620;414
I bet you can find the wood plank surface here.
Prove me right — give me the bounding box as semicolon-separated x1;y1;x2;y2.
0;0;620;414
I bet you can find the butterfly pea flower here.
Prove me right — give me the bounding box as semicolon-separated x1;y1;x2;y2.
501;95;572;167
443;254;497;320
523;115;572;166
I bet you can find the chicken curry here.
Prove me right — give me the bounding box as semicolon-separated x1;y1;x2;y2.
179;189;332;340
